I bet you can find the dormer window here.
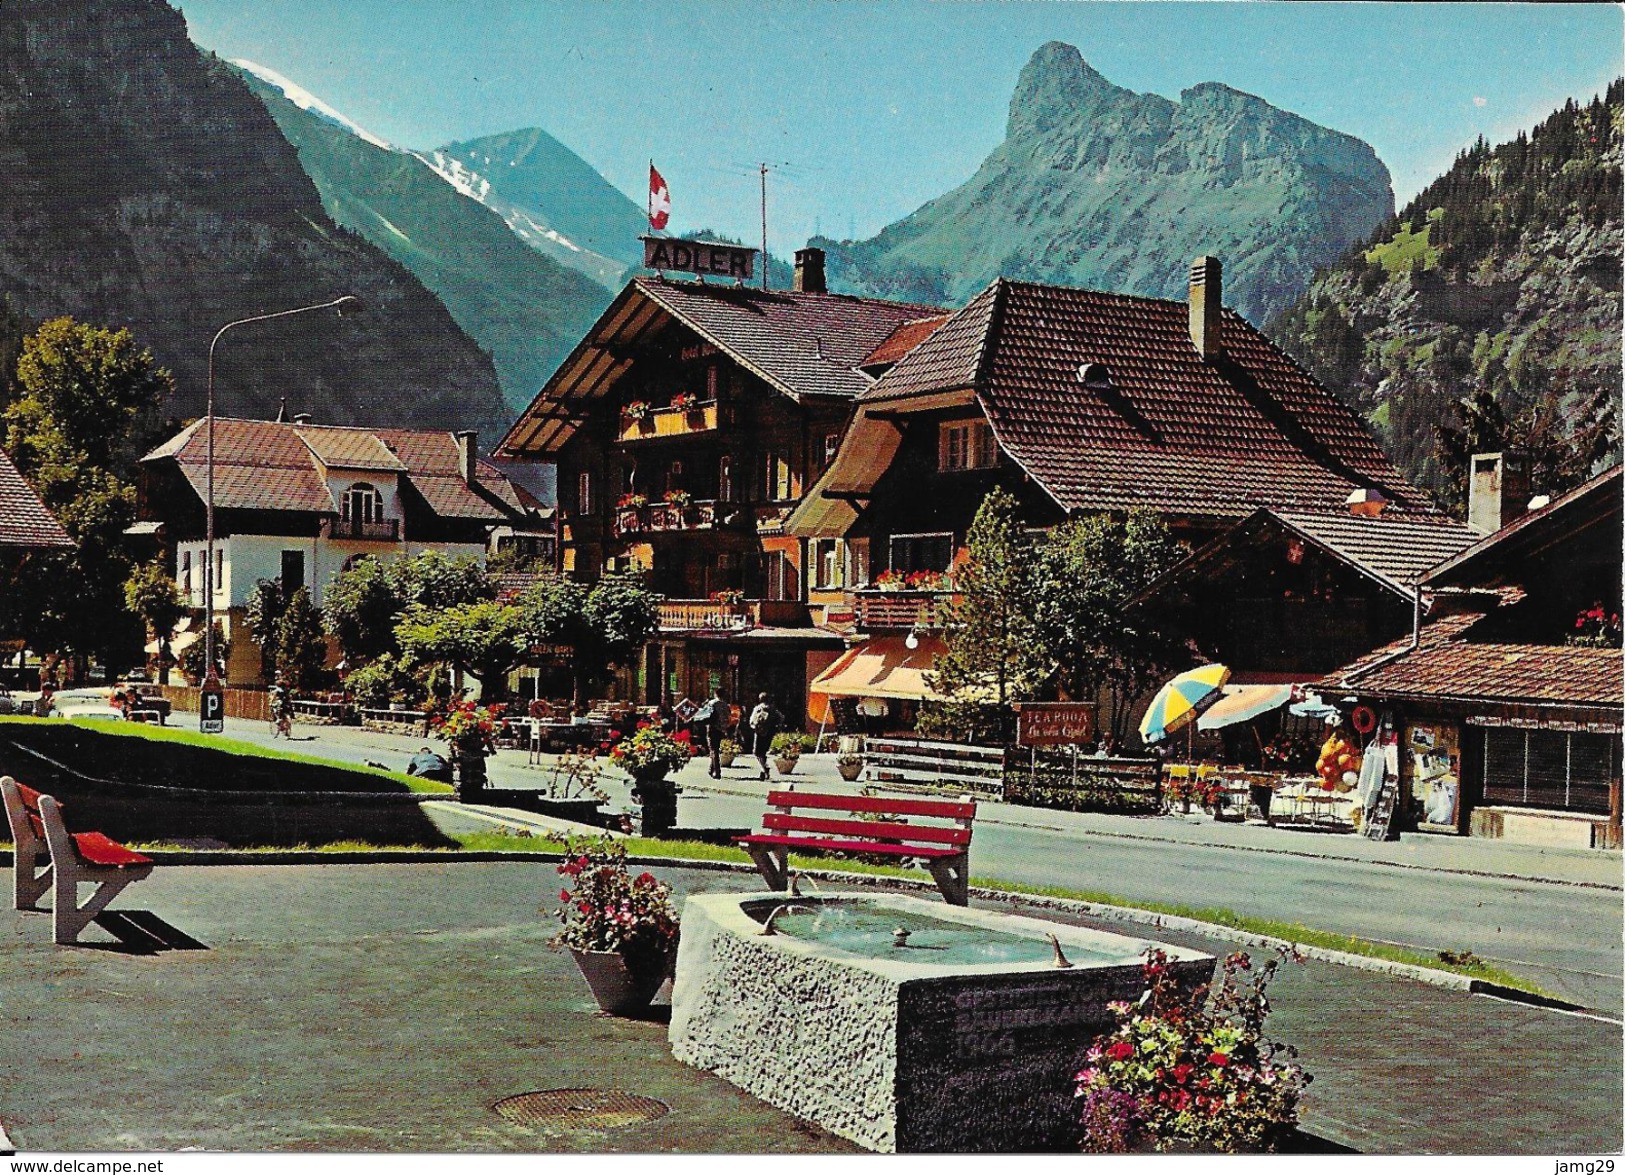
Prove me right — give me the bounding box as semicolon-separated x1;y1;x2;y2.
343;482;383;524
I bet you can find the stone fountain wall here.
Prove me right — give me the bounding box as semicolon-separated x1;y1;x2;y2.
668;893;1214;1153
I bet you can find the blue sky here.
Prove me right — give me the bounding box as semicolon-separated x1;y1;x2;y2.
176;1;1623;257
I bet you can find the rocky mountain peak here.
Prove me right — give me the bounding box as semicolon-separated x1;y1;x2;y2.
1007;41;1131;139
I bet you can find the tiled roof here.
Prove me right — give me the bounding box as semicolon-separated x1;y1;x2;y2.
1332;637;1623;708
866;279;1435;518
1320;610;1491;686
1273;511;1478;592
635;278;940;401
860;315;951;371
145;417;530;523
0;447;71;548
294;426;405;472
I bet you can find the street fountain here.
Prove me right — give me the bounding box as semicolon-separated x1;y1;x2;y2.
669;892;1214;1153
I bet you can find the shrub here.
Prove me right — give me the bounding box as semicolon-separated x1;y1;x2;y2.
1076;948;1310;1153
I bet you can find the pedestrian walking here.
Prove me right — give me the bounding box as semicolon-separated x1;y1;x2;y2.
748;692;781;781
701;688;729;779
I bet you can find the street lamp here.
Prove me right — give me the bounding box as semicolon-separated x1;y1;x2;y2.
202;296;364;701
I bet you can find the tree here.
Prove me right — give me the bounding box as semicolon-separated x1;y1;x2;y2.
512;571;659;705
0;318;171;674
244;578;289;681
1032;511;1188;741
928;488;1043;741
324;551;491;664
181;622;229;685
274;587;329;692
123;561;185;684
395;598;530;701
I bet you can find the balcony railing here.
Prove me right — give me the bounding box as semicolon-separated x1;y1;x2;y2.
853;588;956;631
612;499;721;538
617;400;721;443
323;516;400;541
659;598;811;631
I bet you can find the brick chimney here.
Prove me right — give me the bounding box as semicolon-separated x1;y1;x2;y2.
1467;451;1531;535
455;430;478;486
794;247;827;294
1188;255;1222;361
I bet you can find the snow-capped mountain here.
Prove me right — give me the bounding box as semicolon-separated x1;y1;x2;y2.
233;59;394;152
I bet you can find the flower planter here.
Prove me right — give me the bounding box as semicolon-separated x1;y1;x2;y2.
718;751;738;768
569;947;671;1015
455;751;488;800
837;760;864;782
774;755;799;776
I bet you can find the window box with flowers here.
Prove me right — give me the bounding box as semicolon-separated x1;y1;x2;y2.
670;391;701;414
621;400;652;424
1569;604;1622;648
553;837;680;1015
663;488;693;510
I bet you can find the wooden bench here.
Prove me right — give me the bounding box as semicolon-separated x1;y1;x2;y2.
2;776;154;945
736;789;976;905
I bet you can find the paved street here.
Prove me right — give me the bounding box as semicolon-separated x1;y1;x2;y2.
187;713;1625;1014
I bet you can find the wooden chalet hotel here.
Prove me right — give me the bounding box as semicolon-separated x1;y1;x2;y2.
498;245;938;717
788;256;1460;731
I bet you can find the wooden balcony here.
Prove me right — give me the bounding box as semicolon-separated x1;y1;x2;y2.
854;589;956;631
617;400;720;443
659;599;812;631
322;516;400;541
612;499;722;538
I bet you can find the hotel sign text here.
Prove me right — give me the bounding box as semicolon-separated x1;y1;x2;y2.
643;236;756;281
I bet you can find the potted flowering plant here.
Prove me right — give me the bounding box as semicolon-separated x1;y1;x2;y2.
670;391;700;413
709;588;746;608
770;731;813;776
873;568;904;591
432;700;504;798
621;400;651;423
663;488;693;509
617;491;648;511
553;837;680;1015
1077;948;1309;1153
609;721;692;836
1570;604;1622;648
836;751;865;782
717;737;742;768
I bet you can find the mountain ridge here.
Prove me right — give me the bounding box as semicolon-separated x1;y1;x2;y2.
814;41;1395;324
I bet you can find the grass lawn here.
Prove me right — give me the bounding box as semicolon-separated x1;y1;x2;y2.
0;715;453;794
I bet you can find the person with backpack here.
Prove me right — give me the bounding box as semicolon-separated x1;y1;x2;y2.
748;692;781;781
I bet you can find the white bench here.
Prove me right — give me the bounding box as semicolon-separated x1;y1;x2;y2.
2;776;154;944
863;738;1007;796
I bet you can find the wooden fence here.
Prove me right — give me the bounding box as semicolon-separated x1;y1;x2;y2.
159;684;271;724
1002;752;1163;815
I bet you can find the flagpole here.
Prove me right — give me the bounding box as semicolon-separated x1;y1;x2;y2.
648;158;653;231
759;162;769;291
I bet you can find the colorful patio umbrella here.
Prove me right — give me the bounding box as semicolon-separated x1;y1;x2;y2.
1138;663;1231;744
1196;684;1292;731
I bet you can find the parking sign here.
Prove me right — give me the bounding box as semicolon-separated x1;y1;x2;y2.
200;683;225;734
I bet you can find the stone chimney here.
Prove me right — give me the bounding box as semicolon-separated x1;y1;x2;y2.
455;430;478;486
1467;450;1531;535
794;247;827;294
1188;255;1223;361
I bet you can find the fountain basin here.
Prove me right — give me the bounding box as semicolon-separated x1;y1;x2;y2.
668;892;1214;1153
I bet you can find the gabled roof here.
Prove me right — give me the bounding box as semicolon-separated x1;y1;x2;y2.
862;278;1434;519
142;418;527;523
1422;463;1623;589
1137;507;1479;608
499;277;939;455
1271;511;1478;594
0;447;71;549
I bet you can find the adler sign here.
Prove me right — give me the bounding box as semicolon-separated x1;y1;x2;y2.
643;236;756;281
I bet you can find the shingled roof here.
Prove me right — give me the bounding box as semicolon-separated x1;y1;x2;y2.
143;418;524;522
499;277;939;455
865;279;1434;518
0;447;71;548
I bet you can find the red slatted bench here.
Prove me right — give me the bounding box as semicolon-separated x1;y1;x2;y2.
736;788;976;905
2;776;154;944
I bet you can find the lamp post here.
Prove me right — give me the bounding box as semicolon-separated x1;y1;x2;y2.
202;296;363;710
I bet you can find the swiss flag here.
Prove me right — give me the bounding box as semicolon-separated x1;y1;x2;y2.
648;164;671;231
